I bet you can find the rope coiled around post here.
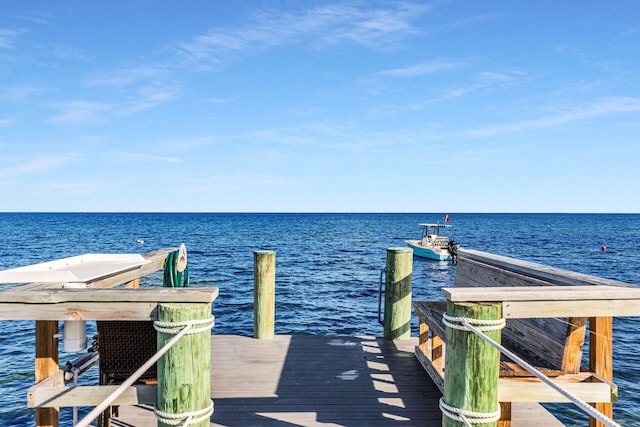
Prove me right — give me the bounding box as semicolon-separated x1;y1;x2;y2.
153;317;215;335
440;312;504;425
154;317;216;426
439;397;501;426
442;312;506;332
452;316;622;427
155;400;214;426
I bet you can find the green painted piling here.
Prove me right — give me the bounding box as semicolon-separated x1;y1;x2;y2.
157;303;212;427
254;250;276;339
443;301;502;427
384;247;413;340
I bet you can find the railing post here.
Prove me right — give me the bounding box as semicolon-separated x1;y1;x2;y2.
589;316;613;427
254;250;276;339
384;247;412;340
35;320;59;427
157;303;212;427
442;301;502;427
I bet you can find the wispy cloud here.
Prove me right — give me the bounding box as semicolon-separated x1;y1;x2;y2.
381;60;464;76
11;11;50;25
439;70;524;100
432;12;502;33
109;151;182;163
118;85;180;115
0;118;14;126
463;96;640;138
43;43;93;62
0;28;23;49
0;155;75;178
46;101;114;124
0;85;46;102
37;180;94;195
45;84;179;123
85;66;167;88
169;2;430;65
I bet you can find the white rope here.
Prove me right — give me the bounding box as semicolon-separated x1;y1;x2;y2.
76;316;216;427
459;318;622;427
439;397;501;426
155;399;214;426
442;312;506;332
76;321;196;427
154;316;215;335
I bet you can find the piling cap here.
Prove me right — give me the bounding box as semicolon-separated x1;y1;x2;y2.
387;247;413;254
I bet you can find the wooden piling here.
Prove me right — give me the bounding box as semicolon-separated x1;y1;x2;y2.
589;316;613;427
35;320;59;427
157;303;212;427
254;250;276;339
384;247;412;340
443;301;502;427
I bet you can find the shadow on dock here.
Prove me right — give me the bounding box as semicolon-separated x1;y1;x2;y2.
114;334;442;426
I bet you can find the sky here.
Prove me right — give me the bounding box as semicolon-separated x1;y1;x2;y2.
1;1;639;213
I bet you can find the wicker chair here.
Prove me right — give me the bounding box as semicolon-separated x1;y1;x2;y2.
95;321;157;427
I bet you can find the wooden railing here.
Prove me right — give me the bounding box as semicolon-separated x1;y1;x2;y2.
414;248;636;427
0;248;218;427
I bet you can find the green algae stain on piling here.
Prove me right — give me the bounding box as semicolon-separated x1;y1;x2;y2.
157;303;212;427
443;301;502;427
384;247;413;340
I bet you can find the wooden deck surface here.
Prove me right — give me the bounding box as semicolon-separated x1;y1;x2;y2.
111;334;562;426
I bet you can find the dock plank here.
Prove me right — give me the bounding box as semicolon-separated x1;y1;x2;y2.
111;334;562;426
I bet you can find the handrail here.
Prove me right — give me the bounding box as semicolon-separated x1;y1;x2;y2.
448;314;621;427
75;321;196;427
444;285;640;318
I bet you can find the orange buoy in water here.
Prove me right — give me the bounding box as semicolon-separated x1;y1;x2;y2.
601;245;606;251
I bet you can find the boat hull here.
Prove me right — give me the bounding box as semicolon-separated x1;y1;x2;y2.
405;240;451;261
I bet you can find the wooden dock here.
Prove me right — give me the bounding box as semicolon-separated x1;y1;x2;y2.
112;334;562;426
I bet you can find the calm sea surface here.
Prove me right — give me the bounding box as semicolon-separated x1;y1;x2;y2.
0;213;639;426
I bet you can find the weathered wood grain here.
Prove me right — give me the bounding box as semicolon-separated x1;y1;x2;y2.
115;335;442;426
253;251;275;339
458;248;632;287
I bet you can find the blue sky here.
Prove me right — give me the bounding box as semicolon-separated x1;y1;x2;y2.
1;1;639;213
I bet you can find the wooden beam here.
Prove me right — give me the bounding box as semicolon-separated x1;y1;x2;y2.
498;373;614;403
28;384;156;408
35;320;59;427
1;287;219;304
414;345;445;392
87;248;175;289
503;299;640;318
458;249;631;288
589;316;614;427
561;317;587;374
444;285;640;303
27;370;64;408
1;302;157;321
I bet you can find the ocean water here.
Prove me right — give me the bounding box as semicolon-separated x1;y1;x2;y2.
0;212;639;426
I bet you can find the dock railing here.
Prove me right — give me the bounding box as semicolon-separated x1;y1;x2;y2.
441;284;630;426
411;248;640;427
0;247;218;427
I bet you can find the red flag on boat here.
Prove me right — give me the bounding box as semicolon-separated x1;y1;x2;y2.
443;214;450;222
